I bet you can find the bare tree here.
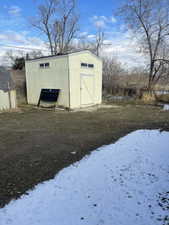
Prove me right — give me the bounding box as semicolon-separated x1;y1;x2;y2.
118;0;169;91
30;0;79;55
95;29;105;56
103;57;125;94
76;28;105;56
4;50;26;70
25;50;44;60
4;50;44;69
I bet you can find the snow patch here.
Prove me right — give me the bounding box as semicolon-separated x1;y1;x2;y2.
163;104;169;111
0;130;169;225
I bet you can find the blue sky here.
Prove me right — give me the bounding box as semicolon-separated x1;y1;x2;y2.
0;0;124;33
0;0;145;67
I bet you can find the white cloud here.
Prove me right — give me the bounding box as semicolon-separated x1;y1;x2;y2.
94;20;106;28
0;28;147;68
78;32;88;38
87;34;96;39
8;6;22;16
0;32;27;44
0;7;146;70
101;30;147;69
92;16;98;20
91;15;117;28
73;24;147;68
78;33;96;40
0;5;26;32
103;39;113;45
91;16;107;28
111;16;117;23
0;31;47;49
99;16;109;22
0;31;49;66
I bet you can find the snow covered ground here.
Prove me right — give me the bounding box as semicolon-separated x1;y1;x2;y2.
0;130;169;225
163;104;169;111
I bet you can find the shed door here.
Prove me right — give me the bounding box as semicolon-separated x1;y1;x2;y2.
80;74;94;106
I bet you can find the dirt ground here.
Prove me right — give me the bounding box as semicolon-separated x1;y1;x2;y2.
0;103;169;208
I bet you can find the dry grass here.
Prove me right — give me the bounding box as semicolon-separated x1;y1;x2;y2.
0;103;169;208
142;92;156;103
156;94;169;103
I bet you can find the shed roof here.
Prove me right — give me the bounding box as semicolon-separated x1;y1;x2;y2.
26;50;102;62
0;67;15;92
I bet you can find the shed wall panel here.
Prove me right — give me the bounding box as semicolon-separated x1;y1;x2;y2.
0;90;9;110
0;90;17;110
10;90;17;108
26;56;69;107
68;52;102;109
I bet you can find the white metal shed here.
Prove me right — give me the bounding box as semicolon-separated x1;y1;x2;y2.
0;67;17;111
25;50;102;109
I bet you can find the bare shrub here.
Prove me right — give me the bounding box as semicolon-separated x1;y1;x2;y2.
103;57;125;95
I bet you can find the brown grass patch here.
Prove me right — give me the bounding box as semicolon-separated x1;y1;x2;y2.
141;92;156;103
